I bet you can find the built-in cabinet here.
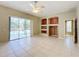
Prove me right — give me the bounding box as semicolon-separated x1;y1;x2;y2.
41;18;47;36
41;17;58;37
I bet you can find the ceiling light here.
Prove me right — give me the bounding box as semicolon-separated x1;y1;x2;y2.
30;1;44;13
33;9;39;13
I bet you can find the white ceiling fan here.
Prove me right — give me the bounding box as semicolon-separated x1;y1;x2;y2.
30;1;44;13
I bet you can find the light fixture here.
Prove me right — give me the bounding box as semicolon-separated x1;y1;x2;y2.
30;1;44;13
33;8;40;13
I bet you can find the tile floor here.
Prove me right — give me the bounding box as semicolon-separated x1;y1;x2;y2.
0;35;79;57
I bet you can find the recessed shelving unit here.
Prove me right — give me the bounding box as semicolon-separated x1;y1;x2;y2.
48;17;58;37
41;17;59;37
41;18;47;35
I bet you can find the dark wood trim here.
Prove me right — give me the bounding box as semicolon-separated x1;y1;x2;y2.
74;18;78;44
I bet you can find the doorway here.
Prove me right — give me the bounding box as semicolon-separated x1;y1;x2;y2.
65;20;73;35
65;20;74;45
9;16;32;40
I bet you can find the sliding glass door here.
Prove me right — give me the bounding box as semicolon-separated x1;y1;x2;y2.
10;16;32;40
19;18;31;38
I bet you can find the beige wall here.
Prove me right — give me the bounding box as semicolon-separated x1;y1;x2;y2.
0;6;40;42
77;6;79;42
43;9;76;39
52;9;76;39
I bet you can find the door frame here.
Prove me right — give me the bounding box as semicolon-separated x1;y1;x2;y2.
8;16;11;41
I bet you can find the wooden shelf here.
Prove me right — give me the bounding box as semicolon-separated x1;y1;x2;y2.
41;29;47;31
41;25;47;26
48;24;58;26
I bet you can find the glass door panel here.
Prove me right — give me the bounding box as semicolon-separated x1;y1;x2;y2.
25;19;31;37
10;17;19;40
19;19;26;38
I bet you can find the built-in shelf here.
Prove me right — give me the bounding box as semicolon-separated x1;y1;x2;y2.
41;29;47;31
41;18;48;35
48;24;58;26
41;17;58;37
48;17;58;24
49;26;58;37
48;17;58;37
41;25;47;26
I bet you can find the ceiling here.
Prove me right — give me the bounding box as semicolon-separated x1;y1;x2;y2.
0;1;79;17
